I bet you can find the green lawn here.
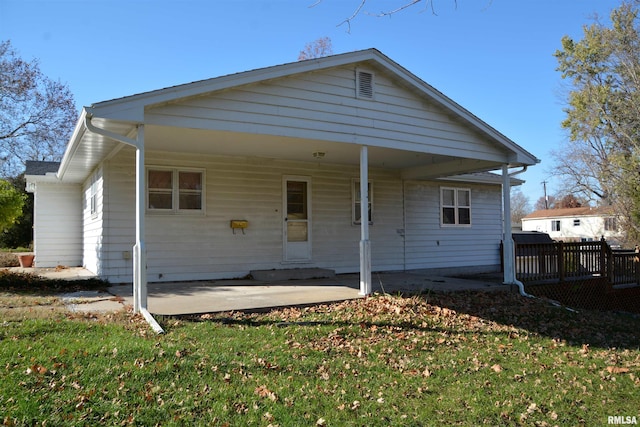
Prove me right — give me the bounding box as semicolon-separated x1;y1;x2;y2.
1;283;639;426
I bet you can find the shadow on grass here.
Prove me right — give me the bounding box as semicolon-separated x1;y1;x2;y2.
414;290;640;350
167;289;640;351
3;269;639;351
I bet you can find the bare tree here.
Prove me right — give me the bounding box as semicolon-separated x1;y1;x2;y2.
298;37;334;61
534;195;557;211
511;188;531;226
0;40;76;177
310;0;463;32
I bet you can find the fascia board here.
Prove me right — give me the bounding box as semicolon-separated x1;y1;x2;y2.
89;49;383;114
437;173;525;186
56;108;88;181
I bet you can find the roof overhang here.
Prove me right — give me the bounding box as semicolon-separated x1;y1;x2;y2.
55;49;539;185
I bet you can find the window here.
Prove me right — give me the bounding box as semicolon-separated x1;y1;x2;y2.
441;187;471;226
605;217;617;231
551;220;561;231
573;219;581;226
353;180;372;224
147;168;204;213
89;171;99;217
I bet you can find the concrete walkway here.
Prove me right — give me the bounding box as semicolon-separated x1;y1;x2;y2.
10;267;510;315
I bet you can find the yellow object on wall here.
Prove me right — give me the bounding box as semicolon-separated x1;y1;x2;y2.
230;220;248;229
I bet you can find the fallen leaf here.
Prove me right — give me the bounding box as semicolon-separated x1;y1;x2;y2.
26;364;48;375
263;412;274;422
255;385;278;401
491;364;503;373
606;366;630;374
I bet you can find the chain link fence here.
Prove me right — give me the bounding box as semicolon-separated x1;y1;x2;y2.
524;277;640;314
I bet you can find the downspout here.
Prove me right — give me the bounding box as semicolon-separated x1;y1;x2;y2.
502;164;533;298
84;114;164;334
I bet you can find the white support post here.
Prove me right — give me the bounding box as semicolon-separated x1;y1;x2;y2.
133;125;147;313
359;146;372;295
502;164;515;284
83;116;162;331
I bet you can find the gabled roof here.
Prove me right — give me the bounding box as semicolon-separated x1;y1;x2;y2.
523;206;615;220
57;48;539;183
86;49;537;165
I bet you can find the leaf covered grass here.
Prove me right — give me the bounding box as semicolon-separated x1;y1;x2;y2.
0;270;108;293
0;270;111;321
1;290;639;426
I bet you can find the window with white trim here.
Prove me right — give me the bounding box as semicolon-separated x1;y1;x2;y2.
551;220;561;231
441;187;471;226
353;180;373;224
89;171;98;217
147;168;204;213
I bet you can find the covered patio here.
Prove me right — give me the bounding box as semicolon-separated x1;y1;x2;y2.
16;267;510;316
26;49;537;333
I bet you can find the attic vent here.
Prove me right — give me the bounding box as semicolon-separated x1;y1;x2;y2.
356;69;374;99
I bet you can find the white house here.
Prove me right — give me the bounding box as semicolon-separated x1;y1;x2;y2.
521;207;624;246
25;49;538;312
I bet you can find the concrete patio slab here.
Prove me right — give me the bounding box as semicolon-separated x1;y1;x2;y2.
4;267;511;315
60;290;125;313
105;271;509;316
108;280;362;316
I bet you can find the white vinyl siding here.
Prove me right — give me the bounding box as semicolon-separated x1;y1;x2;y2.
83;167;104;274
99;150;405;283
32;183;82;268
404;181;502;271
146;66;507;163
97;149;504;284
77;61;516;283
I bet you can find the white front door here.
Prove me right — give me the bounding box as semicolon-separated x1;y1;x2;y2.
283;177;311;261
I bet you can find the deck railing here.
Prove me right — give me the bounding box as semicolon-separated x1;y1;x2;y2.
508;239;639;286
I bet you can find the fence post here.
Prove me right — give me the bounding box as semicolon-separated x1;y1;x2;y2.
635;245;640;285
599;237;607;279
607;242;614;284
557;240;565;283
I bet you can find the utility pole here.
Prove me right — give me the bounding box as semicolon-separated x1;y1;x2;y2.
542;181;548;209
